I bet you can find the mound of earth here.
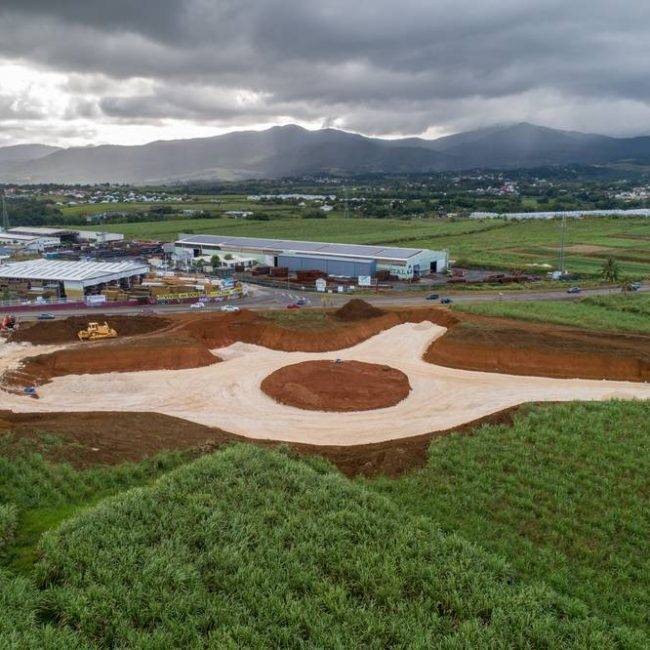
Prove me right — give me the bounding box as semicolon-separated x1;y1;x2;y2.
11;314;170;345
425;320;650;381
334;299;385;321
261;360;411;412
6;335;217;387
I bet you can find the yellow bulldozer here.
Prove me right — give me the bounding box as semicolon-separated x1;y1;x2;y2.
77;321;118;342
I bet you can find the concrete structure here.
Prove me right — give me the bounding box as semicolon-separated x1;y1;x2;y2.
8;227;124;243
0;259;148;300
175;234;448;279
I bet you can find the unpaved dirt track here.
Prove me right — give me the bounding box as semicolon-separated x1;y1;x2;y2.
2;322;649;446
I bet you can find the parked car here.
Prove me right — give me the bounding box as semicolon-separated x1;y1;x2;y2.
190;302;206;309
286;303;301;310
426;293;439;301
220;305;240;312
37;313;55;320
629;282;642;291
296;298;308;306
440;297;453;304
566;286;582;294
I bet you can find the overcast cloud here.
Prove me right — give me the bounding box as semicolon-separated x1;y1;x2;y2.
0;0;649;146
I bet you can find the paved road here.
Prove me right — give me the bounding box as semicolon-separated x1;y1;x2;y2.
7;282;648;322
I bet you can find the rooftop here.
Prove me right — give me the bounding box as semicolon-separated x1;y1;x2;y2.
0;232;59;241
176;234;428;261
8;227;71;236
0;259;148;282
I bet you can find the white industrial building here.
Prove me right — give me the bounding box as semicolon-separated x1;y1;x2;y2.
0;232;60;252
175;234;448;279
7;227;124;243
0;259;148;300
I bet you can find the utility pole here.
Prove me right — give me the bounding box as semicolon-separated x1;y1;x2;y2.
343;186;350;219
558;213;567;275
1;191;8;232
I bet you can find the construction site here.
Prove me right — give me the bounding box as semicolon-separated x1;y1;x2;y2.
1;299;648;475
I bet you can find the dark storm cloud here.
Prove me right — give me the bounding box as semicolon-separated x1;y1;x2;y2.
0;0;649;136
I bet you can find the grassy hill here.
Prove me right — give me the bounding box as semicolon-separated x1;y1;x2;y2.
1;401;648;646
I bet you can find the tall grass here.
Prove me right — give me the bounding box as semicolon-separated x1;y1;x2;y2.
0;404;648;645
12;444;630;646
371;401;650;634
454;293;650;333
0;434;192;573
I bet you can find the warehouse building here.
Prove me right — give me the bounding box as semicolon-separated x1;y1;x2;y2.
0;259;148;300
0;232;60;252
174;234;448;279
7;227;124;243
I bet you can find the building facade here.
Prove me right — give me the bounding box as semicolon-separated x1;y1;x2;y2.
174;234;448;279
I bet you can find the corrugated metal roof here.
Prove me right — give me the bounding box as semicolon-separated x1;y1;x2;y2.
0;259;148;282
8;227;70;236
175;235;427;261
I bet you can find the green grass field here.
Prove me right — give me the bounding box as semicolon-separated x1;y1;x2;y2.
80;213;650;278
1;402;648;646
454;293;650;333
370;401;650;634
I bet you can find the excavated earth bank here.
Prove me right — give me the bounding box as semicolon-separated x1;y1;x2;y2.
425;319;650;382
10;314;170;345
4;301;649;386
0;406;524;476
6;335;217;387
261;360;411;412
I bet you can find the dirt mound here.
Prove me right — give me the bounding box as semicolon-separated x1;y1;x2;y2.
425;320;650;381
6;335;218;387
181;309;405;352
335;299;385;321
11;314;170;345
261;360;411;412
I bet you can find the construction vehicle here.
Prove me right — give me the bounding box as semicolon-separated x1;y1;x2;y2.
77;321;118;342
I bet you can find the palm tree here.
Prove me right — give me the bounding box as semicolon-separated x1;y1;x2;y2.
601;257;620;283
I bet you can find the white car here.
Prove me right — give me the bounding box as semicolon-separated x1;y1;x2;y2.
190;302;206;309
220;305;240;313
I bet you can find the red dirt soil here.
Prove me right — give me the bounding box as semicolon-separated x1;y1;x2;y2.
425;318;650;382
0;405;526;476
334;298;386;321
11;314;170;345
178;304;457;352
6;335;218;387
4;299;649;387
261;360;411;412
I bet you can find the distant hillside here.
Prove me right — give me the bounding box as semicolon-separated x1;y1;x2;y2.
3;123;650;183
0;143;60;165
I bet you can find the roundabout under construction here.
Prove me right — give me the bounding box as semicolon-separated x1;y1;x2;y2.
0;300;648;462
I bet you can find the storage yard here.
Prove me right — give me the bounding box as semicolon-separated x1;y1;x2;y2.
1;300;648;447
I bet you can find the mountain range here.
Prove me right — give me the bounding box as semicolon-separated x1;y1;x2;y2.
2;122;650;185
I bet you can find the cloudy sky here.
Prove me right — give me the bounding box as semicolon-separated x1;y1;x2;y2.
0;0;649;147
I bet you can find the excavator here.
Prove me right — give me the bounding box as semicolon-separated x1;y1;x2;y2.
77;321;118;342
